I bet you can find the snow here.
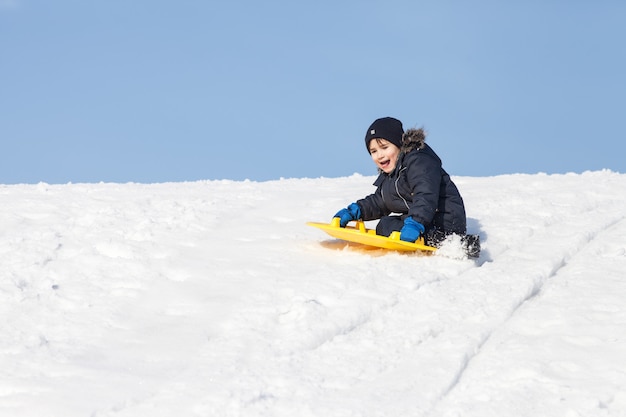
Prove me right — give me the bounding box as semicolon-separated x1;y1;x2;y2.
1;170;626;417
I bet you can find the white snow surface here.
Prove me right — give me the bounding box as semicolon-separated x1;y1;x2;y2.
2;171;626;417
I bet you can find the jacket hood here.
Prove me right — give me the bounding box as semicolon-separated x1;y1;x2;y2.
401;128;426;154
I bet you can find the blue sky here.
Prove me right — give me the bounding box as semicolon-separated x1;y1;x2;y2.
1;0;624;184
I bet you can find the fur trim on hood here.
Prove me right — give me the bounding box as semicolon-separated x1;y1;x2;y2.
401;128;427;154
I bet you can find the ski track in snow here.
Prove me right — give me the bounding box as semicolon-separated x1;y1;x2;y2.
1;172;626;417
429;212;625;413
429;216;626;417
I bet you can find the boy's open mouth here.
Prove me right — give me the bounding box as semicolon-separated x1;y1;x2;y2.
380;160;390;169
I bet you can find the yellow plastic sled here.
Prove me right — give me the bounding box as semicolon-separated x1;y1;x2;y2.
307;217;437;253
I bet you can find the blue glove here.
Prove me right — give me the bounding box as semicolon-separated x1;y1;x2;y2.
334;203;362;227
400;217;425;242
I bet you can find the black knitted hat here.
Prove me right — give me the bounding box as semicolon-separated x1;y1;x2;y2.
364;117;404;152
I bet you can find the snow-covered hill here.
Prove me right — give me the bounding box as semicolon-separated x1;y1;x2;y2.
2;171;625;417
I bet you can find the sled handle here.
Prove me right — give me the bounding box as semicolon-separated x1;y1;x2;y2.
389;230;427;246
331;217;367;233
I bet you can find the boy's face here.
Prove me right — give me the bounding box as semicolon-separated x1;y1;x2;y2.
368;138;400;173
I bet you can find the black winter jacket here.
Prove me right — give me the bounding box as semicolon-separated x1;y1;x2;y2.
357;129;467;235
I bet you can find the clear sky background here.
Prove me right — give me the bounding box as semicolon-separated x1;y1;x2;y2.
1;0;625;184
